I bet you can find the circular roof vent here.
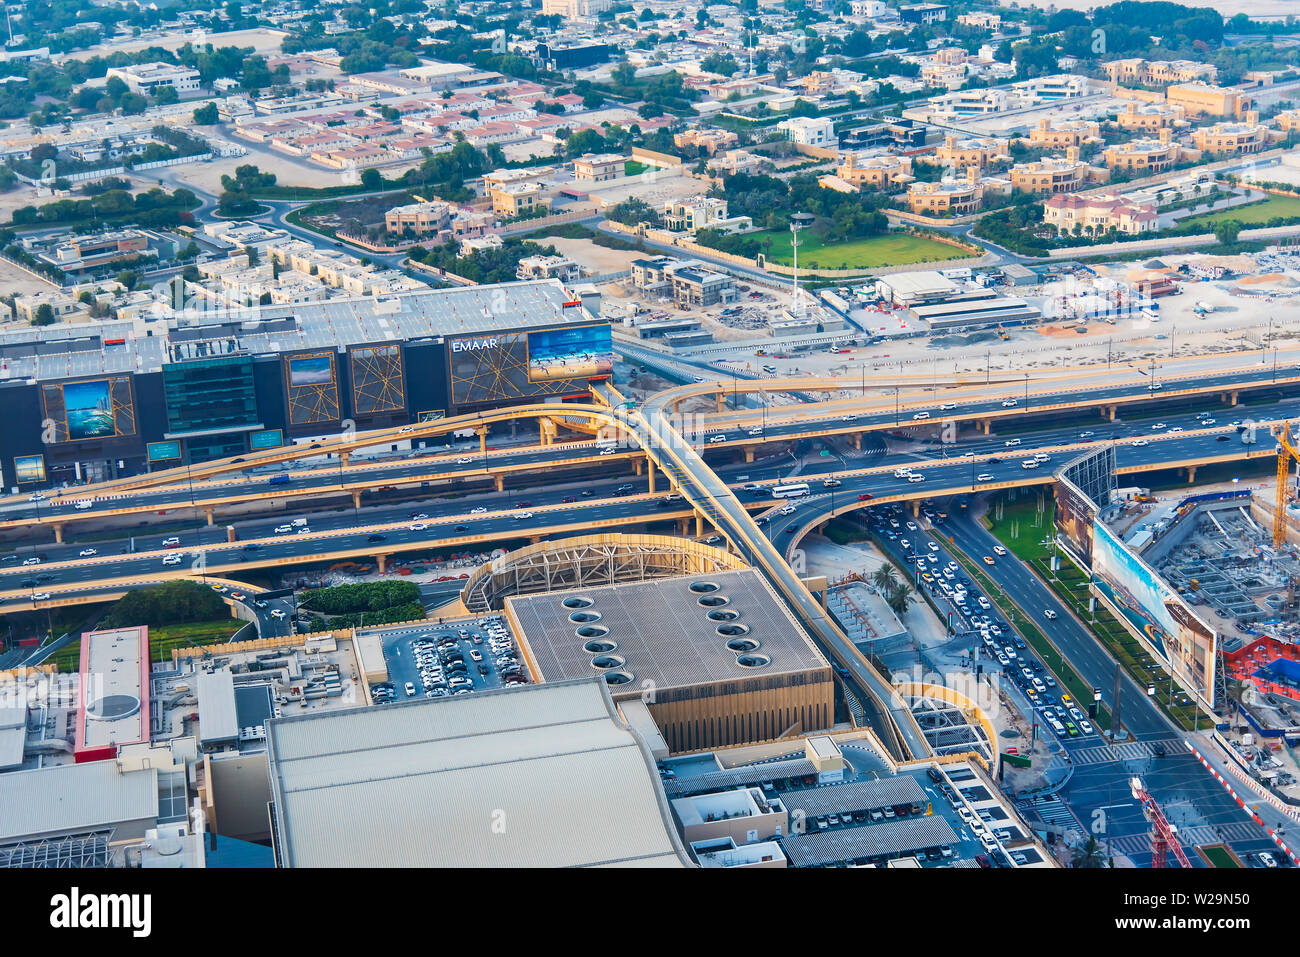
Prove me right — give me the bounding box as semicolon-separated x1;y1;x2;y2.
576;624;609;639
726;636;760;653
603;670;635;686
697;595;730;607
689;581;720;594
706;608;739;622
717;623;751;638
582;638;617;654
562;595;594;609
86;694;141;721
591;654;626;670
569;611;602;623
736;653;771;669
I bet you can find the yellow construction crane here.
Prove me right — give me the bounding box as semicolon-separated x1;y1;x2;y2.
1273;422;1300;547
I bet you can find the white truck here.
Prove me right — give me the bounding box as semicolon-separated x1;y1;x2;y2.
291;517;308;527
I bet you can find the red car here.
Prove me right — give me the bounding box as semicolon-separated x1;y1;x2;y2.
858;493;873;501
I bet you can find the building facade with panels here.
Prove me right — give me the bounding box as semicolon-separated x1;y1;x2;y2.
505;569;835;754
0;281;612;488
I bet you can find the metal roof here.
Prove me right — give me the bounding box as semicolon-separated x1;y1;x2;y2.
508;568;829;691
265;677;692;868
197;669;239;745
778;775;930;818
662;758;819;797
0;761;159;843
781;814;960;867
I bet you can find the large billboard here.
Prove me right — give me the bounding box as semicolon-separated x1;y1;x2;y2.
526;326;613;383
284;351;340;427
13;455;46;484
349;342;406;415
1054;478;1097;569
447;324;610;406
40;376;137;444
1091;518;1217;704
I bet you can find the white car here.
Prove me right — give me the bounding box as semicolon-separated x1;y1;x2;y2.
907;474;925;483
709;434;727;443
274;524;293;534
405;682;416;696
940;403;956;411
977;472;994;482
399;426;414;435
778;504;796;516
78;548;97;557
1132;439;1149;447
912;411;930;420
514;511;534;520
73;500;93;510
32;592;50;601
600;447;616;455
470;506;488;514
1044;609;1058;620
295;527;311;535
270;609;286;620
456;457;473;465
1167;426;1183;433
1001;399;1018;408
162;554;183;566
842;414;856;422
748;427;763;436
893;468;912;478
993;545;1007;556
1021;460;1039;470
1005;438;1021;447
409;523;428;531
21;557;39;566
162;537;181;547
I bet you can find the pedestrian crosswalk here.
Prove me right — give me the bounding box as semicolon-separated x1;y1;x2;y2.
1018;794;1081;832
1106;822;1262;861
1068;740;1173;766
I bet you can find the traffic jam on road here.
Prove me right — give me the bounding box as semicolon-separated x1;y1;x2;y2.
867;502;1099;742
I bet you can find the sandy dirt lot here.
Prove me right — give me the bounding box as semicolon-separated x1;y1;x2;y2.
541;236;641;275
54;27;289;63
0;259;59;298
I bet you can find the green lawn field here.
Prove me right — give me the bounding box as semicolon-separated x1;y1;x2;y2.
1181;194;1300;227
745;228;974;269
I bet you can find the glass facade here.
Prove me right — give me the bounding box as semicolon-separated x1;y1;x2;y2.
162;357;259;436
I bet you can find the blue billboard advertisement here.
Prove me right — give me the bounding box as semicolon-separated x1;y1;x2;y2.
1091;518;1217;702
250;429;284;451
13;455;46;484
64;380;115;440
526;325;613;383
147;440;182;462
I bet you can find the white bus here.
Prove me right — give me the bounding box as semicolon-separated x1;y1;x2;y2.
772;483;810;499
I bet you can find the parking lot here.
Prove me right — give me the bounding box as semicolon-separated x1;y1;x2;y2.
368;615;530;704
867;503;1102;745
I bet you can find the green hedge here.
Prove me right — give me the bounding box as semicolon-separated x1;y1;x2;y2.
299;580;421;615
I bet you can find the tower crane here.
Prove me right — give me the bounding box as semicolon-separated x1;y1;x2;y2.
1130;776;1192;868
1273;422;1300;548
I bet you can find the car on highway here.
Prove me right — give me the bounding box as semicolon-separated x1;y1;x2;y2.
778;504;796;516
1021;460;1038;470
274;524;293;534
1004;438;1021;447
514;511;534;520
1132;439;1149;447
842;414;857;422
1152;422;1166;430
940;402;956;411
469;506;488;514
409;523;428;531
295;527;312;535
21;557;39;566
367;534;386;543
162;553;183;566
748;428;763;436
1079;431;1095;439
600;446;616;455
976;472;994;482
32;592;50;601
1001;399;1018;407
858;493;873;501
79;548;97;557
1202;418;1216;426
907;474;925;483
822;478;841;488
1079;719;1095;735
1167;426;1183;433
456;457;473;465
709;434;727;443
983;555;995;566
912;411;930;420
1043;609;1057;620
73;500;93;510
162;537;181;547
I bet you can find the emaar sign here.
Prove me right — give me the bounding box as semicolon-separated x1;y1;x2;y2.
450;337;500;354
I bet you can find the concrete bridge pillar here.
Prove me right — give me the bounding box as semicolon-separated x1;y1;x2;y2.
1104;405;1117;421
52;524;63;544
205;507;215;526
981;420;991;435
635;457;644;476
909;500;920;517
352;490;362;511
695;511;705;538
647;457;656;494
1186;465;1197;483
716;391;726;413
494;474;505;493
744;447;755;463
1229;391;1240;406
851;433;862;451
477;428;487;454
340;450;350;468
376;554;388;574
530;535;542;544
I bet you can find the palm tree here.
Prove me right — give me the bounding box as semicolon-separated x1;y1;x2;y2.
1072;835;1109;868
887;581;915;619
872;565;898;597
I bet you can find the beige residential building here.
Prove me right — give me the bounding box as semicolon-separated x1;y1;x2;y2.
540;0;610;17
1191;116;1271;155
572;152;624;182
1166;83;1246;119
1106;59;1217;88
836;152;914;190
1276;110;1300;133
1010;148;1107;195
934;134;1009;171
490;182;548;217
1044;193;1157;237
956;11;1001;29
907;167;1010;215
1025;117;1101;150
1102;132;1182;174
1115;101;1187;133
385;200;452;236
673;128;739;156
482;166;553;191
662;196;751;234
